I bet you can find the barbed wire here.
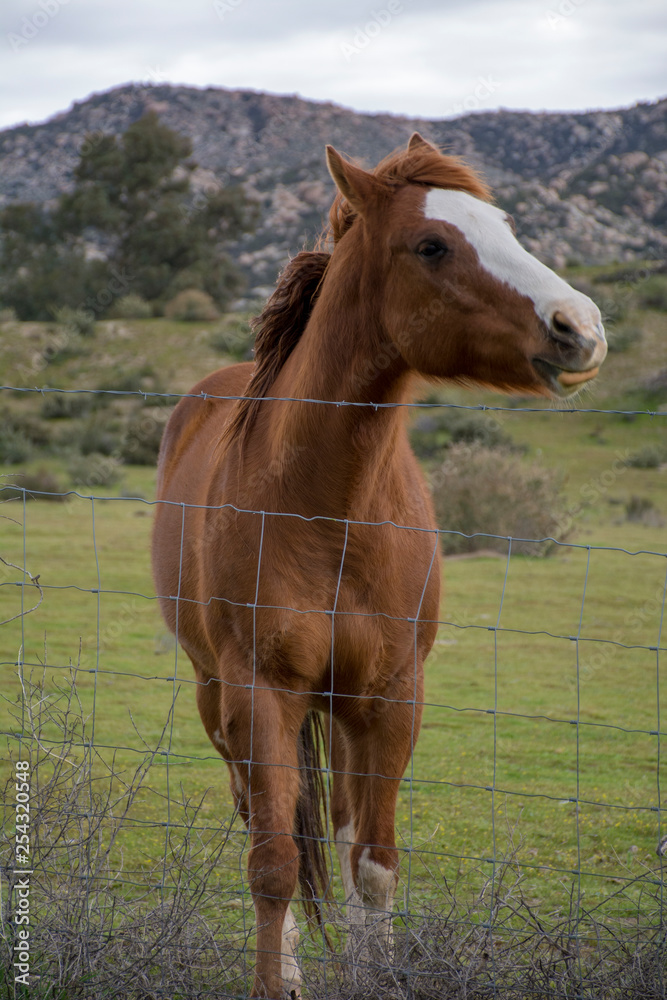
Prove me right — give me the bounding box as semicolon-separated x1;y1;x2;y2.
3;381;667;415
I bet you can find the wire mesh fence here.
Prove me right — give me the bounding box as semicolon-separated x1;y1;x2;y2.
1;384;666;998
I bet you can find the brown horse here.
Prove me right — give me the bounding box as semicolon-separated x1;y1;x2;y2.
152;133;606;998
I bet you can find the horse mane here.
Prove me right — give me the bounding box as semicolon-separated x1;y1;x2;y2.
223;142;491;447
222;250;330;446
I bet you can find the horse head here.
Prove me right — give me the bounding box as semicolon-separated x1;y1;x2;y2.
326;132;606;398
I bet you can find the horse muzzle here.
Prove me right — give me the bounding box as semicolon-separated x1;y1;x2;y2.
533;314;607;397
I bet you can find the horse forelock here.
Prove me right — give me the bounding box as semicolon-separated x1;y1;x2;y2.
327;144;492;243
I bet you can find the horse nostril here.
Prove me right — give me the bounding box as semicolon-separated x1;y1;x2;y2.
550;311;579;342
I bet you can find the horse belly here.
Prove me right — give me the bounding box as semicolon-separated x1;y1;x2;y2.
152;363;253;675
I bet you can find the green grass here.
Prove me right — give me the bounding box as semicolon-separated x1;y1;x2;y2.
1;287;667;953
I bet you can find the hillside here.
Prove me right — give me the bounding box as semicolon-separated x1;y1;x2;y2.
0;84;666;296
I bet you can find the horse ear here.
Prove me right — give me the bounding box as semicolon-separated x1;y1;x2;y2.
326;145;387;215
408;131;438;153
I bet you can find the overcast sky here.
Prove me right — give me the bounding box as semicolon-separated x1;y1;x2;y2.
1;0;665;131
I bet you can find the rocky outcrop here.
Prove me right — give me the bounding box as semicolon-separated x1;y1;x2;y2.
1;84;665;295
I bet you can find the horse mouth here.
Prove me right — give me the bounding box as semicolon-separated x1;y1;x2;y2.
532;358;600;396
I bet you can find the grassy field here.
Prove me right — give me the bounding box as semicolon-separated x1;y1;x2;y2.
1;266;667;991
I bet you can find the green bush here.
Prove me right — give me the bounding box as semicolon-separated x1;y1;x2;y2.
40;394;92;419
120;407;171;466
67;453;122;489
639;370;667;407
0;427;33;464
1;468;66;502
1;407;53;451
597;288;629;326
410;407;517;461
95;365;160;399
210;321;255;360
626;444;667;468
625;495;665;526
431;442;569;556
37;325;89;366
605;324;642;353
636;276;667;311
52;305;96;337
164;288;220;322
77;416;123;457
109;294;153;319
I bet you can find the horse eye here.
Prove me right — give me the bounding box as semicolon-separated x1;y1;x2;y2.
417;241;447;260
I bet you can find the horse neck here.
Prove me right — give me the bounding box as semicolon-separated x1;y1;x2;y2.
253;253;414;516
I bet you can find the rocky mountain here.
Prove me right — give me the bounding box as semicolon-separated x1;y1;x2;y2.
1;83;665;297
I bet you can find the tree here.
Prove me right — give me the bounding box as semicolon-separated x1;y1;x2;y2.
0;113;256;319
0;202;110;320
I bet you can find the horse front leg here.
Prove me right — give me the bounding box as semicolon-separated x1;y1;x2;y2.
196;669;306;999
343;674;424;969
328;719;365;935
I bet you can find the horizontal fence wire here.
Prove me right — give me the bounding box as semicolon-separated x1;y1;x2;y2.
1;383;666;998
3;382;667;415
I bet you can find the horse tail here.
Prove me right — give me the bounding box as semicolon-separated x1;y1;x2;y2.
294;710;332;938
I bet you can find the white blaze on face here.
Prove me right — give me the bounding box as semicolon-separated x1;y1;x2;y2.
423;188;605;340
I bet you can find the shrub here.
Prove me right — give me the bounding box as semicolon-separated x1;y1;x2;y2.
96;366;157;396
636;275;667;311
625;495;665;526
0;427;32;464
77;416;123;457
0;406;53;452
67;453;122;489
164;288;220;322
52;305;96;337
40;393;92;419
120;407;172;465
1;468;66;502
626;444;667;468
430;442;569;555
597;287;628;326
210;321;255;360
38;325;89;366
640;369;667;406
606;324;642;353
109;293;153;319
0;672;245;997
410;407;517;461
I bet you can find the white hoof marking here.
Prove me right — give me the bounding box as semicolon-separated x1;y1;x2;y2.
281;905;301;997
